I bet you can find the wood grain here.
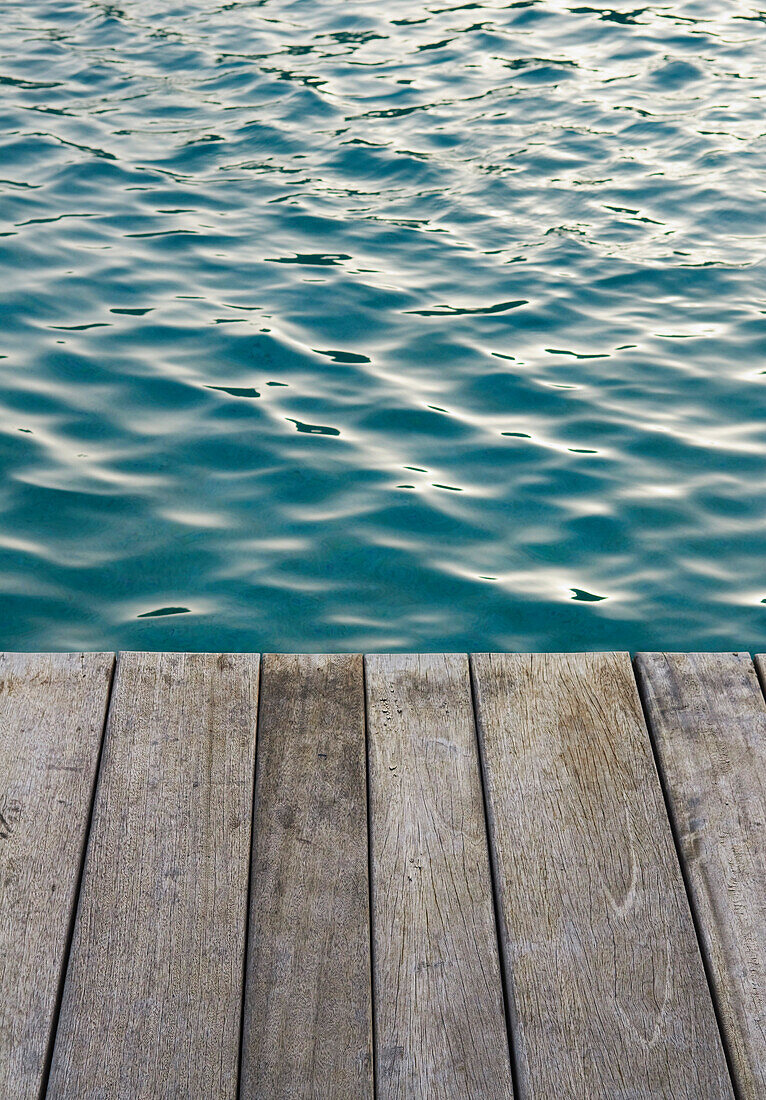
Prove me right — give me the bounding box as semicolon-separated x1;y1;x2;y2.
240;653;372;1099
472;651;733;1099
366;653;513;1099
47;651;258;1099
637;651;766;1099
0;652;113;1099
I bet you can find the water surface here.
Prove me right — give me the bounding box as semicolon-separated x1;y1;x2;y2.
2;0;766;652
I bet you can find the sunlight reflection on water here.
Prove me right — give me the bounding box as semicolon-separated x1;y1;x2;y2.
1;0;766;651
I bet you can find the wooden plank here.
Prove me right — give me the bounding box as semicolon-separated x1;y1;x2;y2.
0;652;113;1098
636;652;766;1099
240;653;372;1099
47;652;258;1098
366;653;514;1098
471;652;733;1099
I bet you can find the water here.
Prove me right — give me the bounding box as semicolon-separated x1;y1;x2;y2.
1;0;766;653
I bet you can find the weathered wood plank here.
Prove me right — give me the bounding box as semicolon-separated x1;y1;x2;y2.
472;651;733;1099
366;653;513;1099
636;652;766;1099
240;653;372;1099
47;652;258;1098
0;652;113;1098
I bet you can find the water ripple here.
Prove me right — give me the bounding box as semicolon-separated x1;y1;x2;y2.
1;0;766;651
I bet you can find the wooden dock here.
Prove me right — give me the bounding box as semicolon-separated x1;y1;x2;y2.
1;651;764;1098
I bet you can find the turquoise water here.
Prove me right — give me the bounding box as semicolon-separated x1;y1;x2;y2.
2;0;766;653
